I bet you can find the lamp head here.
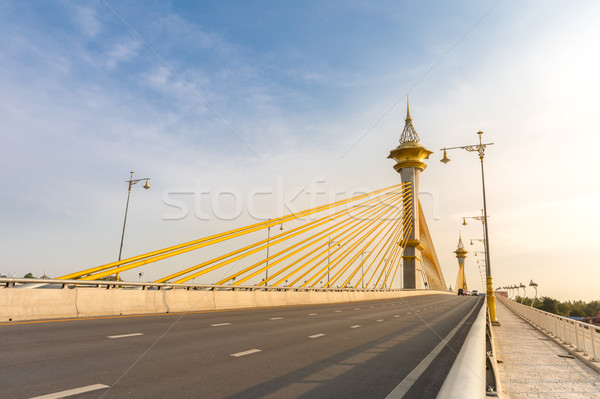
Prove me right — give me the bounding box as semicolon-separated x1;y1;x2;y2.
143;179;150;190
462;218;467;226
440;148;450;164
529;280;538;287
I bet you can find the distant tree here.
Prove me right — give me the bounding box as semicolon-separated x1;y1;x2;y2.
538;296;559;314
23;272;35;279
99;275;118;281
584;301;600;317
569;308;585;317
557;302;570;316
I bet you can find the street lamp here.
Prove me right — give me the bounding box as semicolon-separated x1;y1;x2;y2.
441;131;498;324
327;238;341;288
519;282;527;304
117;171;150;281
360;250;371;289
529;280;538;307
265;221;284;283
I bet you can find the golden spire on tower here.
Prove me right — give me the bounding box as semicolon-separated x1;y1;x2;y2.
399;96;420;144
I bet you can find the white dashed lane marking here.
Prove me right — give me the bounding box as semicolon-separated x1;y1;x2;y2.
231;349;262;357
30;384;109;399
270;317;283;320
210;323;231;327
308;313;318;316
107;333;143;339
309;334;326;338
350;325;362;329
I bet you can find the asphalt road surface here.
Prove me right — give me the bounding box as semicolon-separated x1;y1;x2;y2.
0;293;482;398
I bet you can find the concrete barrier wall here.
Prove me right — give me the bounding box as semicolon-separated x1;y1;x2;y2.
0;288;454;322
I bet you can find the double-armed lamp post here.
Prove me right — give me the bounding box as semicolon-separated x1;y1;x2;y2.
117;171;150;281
441;131;498;324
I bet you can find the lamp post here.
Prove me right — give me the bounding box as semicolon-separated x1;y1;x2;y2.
360;250;371;289
529;280;538;307
519;283;527;304
441;131;498;324
117;171;150;281
327;238;340;288
265;221;284;283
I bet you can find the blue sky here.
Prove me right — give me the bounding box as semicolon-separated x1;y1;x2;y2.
1;1;599;301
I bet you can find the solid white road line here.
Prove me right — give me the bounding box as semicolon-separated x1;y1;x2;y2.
29;384;109;399
350;325;361;329
385;301;481;399
210;323;231;327
230;349;262;357
269;317;283;320
107;333;143;339
309;333;326;338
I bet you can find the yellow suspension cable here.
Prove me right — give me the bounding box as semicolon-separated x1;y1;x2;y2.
59;183;403;281
361;202;412;288
211;189;406;286
167;189;402;284
344;203;410;288
318;194;409;288
286;192;407;287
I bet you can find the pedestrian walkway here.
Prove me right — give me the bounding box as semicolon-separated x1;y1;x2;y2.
493;300;600;398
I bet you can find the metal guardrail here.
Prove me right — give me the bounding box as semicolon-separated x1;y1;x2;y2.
436;300;487;399
498;295;599;361
0;277;437;293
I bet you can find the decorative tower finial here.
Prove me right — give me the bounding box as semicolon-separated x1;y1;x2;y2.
457;232;465;249
399;97;420;144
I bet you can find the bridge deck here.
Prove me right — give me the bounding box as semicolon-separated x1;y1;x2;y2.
494;301;600;398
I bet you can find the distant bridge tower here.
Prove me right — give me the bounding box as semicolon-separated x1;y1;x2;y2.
454;234;468;291
388;100;433;289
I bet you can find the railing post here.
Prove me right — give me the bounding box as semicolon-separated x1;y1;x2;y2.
590;327;598;361
574;322;581;351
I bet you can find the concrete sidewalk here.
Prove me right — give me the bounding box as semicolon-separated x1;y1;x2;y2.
493;300;600;398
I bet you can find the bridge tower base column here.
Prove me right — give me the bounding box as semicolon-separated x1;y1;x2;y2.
388;100;432;290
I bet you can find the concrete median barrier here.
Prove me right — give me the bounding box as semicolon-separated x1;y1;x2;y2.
0;287;454;322
0;289;77;321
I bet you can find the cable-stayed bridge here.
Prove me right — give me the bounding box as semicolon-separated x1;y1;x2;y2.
0;104;492;399
4;105;598;399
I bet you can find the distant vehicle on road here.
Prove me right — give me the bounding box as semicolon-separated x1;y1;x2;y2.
471;290;479;296
457;288;464;296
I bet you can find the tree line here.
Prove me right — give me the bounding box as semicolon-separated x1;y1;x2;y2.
516;296;600;318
